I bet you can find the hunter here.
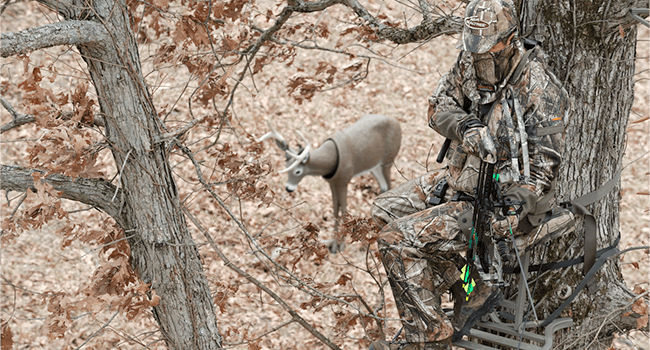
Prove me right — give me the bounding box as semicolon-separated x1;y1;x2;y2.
369;0;571;349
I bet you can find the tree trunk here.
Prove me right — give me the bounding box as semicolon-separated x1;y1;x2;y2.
512;0;646;347
43;0;223;348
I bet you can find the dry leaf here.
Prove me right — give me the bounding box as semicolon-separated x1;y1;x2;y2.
1;323;13;350
631;298;648;315
336;273;352;286
637;314;649;330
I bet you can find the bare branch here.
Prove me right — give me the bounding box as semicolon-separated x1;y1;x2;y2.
33;0;77;19
73;311;119;350
156;119;199;144
0;96;35;133
0;165;124;225
339;0;462;44
291;0;344;13
1;20;109;58
0;0;13;15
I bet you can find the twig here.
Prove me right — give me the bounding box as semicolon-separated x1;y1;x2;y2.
9;192;27;218
182;206;342;350
0;0;15;15
73;311;119;350
112;149;132;202
585;290;650;349
0;96;35;133
0;277;17;326
223;319;296;346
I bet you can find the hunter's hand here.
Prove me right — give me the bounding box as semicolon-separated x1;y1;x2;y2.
491;214;519;237
462;126;497;164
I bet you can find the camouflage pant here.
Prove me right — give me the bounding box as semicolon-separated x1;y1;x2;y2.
371;169;472;343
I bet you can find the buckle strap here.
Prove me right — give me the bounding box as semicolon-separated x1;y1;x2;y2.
538;232;620;327
503;233;620;275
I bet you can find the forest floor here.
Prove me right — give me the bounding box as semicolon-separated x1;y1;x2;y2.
1;2;648;350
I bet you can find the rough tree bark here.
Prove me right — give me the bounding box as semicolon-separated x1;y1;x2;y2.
1;0;222;348
513;0;648;347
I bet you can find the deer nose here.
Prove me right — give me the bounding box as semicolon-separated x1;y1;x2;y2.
286;184;296;192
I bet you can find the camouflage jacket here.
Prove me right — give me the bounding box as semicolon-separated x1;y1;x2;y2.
427;40;570;219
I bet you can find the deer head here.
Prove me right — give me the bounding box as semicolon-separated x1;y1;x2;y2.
258;122;312;192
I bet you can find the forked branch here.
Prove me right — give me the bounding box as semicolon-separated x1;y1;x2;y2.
0;96;35;133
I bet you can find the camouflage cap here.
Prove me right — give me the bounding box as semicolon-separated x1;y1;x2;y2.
458;0;518;54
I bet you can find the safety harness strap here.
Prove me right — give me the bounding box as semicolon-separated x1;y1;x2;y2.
503;233;620;275
538;232;620;327
561;169;621;274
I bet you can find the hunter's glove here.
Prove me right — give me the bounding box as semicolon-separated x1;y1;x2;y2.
462;124;497;164
491;209;520;237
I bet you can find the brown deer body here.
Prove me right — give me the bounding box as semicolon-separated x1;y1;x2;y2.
259;114;401;252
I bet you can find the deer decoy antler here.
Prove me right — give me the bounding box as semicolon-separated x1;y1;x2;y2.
257;121;289;151
280;130;311;173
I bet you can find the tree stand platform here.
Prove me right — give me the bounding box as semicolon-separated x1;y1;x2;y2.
451;253;574;350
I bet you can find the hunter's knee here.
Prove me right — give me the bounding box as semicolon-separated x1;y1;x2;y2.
377;220;404;248
371;193;393;229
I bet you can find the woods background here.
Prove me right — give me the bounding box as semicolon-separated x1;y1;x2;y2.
0;0;648;349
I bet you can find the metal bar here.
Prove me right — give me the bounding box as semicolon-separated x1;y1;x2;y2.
468;329;542;350
452;339;501;350
540;318;574;350
476;321;546;343
514;252;530;328
630;8;649;28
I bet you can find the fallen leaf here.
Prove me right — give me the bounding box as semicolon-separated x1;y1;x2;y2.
637;314;649;330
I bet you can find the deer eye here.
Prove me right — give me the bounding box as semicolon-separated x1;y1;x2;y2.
294;169;302;176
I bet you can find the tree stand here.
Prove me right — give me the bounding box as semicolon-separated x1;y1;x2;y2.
451;252;573;350
450;228;620;350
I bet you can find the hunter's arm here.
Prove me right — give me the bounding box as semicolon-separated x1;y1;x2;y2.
427;52;476;141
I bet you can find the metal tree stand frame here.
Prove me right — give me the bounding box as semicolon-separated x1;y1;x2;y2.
451;253;574;350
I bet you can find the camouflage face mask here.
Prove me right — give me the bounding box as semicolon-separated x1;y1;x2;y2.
472;41;516;87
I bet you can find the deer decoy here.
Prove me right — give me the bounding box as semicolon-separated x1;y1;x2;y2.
258;114;402;253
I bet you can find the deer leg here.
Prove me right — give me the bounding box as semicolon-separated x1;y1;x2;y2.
327;182;348;254
329;182;340;231
381;163;392;191
371;163;392;193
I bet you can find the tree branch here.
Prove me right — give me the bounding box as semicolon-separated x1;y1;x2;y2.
0;165;124;226
0;96;35;133
0;20;109;58
0;96;105;133
291;0;344;12
339;0;462;43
